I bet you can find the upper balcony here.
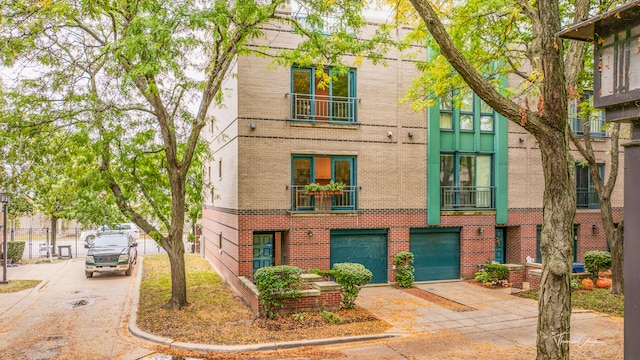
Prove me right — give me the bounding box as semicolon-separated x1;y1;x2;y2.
287;93;359;124
570;114;607;138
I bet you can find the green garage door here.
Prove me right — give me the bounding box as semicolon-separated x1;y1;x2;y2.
410;228;460;281
330;230;388;284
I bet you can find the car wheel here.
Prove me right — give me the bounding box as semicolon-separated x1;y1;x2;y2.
85;234;95;247
85;271;93;278
125;267;132;276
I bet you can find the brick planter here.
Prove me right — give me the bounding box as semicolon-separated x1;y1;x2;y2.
239;273;342;316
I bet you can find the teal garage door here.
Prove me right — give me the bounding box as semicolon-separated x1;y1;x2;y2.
330;230;388;284
410;228;460;281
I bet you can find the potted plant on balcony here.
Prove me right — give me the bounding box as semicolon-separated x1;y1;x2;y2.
304;183;325;195
304;181;346;195
325;181;345;195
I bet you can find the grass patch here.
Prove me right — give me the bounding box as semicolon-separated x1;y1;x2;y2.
136;254;390;345
0;280;41;293
515;288;624;317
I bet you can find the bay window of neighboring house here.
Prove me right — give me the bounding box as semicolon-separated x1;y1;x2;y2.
569;91;606;137
438;89;496;210
291;155;356;211
576;163;604;209
289;67;357;123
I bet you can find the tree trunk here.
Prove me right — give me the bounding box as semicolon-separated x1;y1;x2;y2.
163;178;188;310
609;218;624;294
164;233;187;310
536;137;575;359
50;215;58;257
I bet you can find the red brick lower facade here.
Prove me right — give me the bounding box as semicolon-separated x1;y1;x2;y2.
202;206;619;303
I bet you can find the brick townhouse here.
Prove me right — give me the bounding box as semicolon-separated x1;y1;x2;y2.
200;6;624;297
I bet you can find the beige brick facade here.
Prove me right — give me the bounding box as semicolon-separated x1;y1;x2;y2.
202;13;623;293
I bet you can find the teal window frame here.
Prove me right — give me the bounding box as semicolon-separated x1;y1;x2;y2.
291;155;357;211
289;66;357;124
440;153;494;209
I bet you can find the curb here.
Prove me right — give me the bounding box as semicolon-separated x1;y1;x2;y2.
127;256;403;353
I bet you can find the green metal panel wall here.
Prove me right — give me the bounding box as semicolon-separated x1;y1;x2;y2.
330;230;388;284
410;228;461;281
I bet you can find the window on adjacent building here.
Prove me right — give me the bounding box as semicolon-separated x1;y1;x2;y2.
569;91;606;137
290;67;357;123
291;155;356;211
575;162;604;209
440;153;494;209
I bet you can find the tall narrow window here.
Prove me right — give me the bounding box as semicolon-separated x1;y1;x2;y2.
575;163;604;208
218;160;222;179
459;90;474;131
440;92;453;129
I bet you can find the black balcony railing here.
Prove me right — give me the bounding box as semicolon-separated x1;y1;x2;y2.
570;115;606;137
441;186;495;210
577;188;600;209
288;93;358;123
291;185;358;212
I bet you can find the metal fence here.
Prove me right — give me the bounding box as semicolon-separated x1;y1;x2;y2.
8;228;167;260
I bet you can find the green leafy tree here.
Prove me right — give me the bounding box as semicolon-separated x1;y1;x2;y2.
392;0;622;358
1;0;388;310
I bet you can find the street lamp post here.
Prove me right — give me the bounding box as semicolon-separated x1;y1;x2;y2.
558;2;640;358
0;192;9;284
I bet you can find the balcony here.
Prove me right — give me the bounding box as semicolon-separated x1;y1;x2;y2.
577;188;600;209
291;185;358;212
288;93;358;123
441;186;495;210
570;115;607;138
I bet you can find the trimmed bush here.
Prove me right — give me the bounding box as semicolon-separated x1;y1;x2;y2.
476;263;508;283
584;251;611;279
332;263;372;309
393;251;415;288
8;241;25;263
254;265;302;318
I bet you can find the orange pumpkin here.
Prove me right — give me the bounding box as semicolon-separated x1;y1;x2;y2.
596;278;612;289
581;278;594;290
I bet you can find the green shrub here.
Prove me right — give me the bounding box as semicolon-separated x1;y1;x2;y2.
393;251;415;288
476;263;508;283
584;251;611;278
320;310;342;324
332;263;372;309
254;265;302;318
7;241;25;263
474;270;490;283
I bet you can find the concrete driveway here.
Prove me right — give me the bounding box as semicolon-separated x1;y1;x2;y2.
340;282;623;359
0;259;153;359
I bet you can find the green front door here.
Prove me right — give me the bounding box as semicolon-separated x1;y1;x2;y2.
410;229;460;281
494;228;505;264
330;230;388;284
253;234;274;275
